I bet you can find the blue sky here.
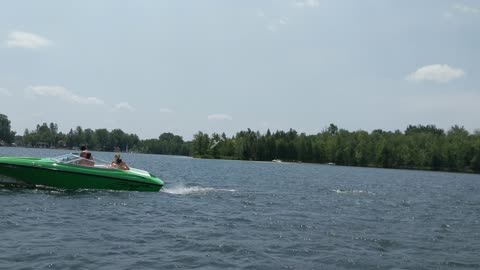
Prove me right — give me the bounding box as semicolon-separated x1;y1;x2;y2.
0;0;479;139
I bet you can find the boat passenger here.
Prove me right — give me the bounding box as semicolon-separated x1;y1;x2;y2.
80;145;87;158
80;145;92;159
111;153;120;166
111;154;129;170
79;152;95;166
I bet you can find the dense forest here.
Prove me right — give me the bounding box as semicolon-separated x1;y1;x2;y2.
1;114;479;173
0;114;190;156
191;125;480;173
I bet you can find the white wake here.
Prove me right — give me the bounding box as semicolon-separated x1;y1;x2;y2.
162;184;235;195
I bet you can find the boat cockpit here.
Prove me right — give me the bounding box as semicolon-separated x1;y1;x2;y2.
51;153;111;168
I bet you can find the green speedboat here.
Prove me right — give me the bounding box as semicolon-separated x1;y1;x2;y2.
0;154;164;192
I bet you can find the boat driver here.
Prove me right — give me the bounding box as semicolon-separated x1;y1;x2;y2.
79;152;95;166
80;145;91;158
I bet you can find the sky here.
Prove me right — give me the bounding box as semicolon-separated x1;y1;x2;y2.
0;0;479;140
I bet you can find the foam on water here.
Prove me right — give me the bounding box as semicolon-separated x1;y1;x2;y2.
162;184;236;195
332;189;376;195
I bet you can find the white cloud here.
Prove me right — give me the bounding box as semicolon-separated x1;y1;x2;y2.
208;114;232;121
25;86;104;105
0;88;12;96
267;17;289;32
453;4;480;14
159;108;173;113
278;17;289;25
6;31;51;49
406;64;465;83
293;0;320;8
113;102;135;112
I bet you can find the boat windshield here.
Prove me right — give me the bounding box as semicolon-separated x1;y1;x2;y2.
51;153;111;167
51;153;82;164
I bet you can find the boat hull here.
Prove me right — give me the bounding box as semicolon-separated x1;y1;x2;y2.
0;157;163;192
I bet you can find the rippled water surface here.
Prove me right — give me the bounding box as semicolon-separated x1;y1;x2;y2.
1;147;479;269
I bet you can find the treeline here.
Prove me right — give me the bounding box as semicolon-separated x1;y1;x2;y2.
0;114;189;155
22;123;141;152
191;124;480;173
1;114;480;173
20;123;190;155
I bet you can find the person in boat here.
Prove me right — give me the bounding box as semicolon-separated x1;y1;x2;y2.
79;152;95;166
111;154;129;170
80;145;92;159
111;153;120;166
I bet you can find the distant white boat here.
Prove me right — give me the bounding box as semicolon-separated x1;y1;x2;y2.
272;159;283;163
326;162;336;166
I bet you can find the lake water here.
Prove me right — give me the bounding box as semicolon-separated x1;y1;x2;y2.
1;147;479;269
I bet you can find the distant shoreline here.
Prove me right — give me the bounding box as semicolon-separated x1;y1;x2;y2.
1;114;479;174
1;145;478;175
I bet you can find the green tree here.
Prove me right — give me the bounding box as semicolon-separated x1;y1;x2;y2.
84;128;96;149
95;129;109;150
192;131;210;157
446;125;470;171
0;114;15;144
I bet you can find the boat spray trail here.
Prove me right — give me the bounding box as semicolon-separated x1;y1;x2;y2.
162;183;235;195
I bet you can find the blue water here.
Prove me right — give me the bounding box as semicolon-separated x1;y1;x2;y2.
1;147;479;269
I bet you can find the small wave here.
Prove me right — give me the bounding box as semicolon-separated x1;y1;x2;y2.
162;185;235;195
332;189;376;195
